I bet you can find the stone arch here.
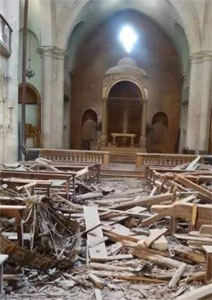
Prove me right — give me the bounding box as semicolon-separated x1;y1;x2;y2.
18;83;41;147
81;109;98;150
101;57;148;149
152;112;168;128
104;78;147;103
149;111;169;153
56;0;198;55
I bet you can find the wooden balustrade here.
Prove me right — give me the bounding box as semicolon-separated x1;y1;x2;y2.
136;153;202;169
40;149;110;168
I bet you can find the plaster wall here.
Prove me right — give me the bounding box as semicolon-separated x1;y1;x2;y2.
0;0;19;163
71;11;181;152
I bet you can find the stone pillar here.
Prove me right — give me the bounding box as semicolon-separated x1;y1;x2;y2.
179;72;189;152
41;47;53;148
186;52;212;152
139;100;147;150
52;49;66;148
185;54;202;151
123;106;128;133
199;53;212;151
101;99;108;146
41;47;66;148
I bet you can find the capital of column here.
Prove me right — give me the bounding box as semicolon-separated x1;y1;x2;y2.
190;50;212;64
39;46;66;60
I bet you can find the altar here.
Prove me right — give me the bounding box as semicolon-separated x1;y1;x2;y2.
100;57;148;152
111;133;136;147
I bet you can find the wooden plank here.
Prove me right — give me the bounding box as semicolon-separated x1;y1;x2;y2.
175;283;212;300
174;174;212;199
168;263;186;288
92;270;166;283
106;254;133;261
84;206;107;262
94;289;102;300
133;248;181;268
100;206;147;225
200;225;212;236
141;213;164;226
111;193;173;210
151;202;212;227
88;273;104;289
143;228;167;248
203;245;212;283
186;156;201;171
174;234;212;243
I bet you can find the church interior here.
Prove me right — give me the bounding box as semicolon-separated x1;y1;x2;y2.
0;0;212;299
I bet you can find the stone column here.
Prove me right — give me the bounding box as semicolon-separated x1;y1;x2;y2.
199;52;212;151
41;47;66;148
41;47;53;148
185;53;202;151
186;52;212;152
101;99;108;146
123;106;128;133
179;72;189;152
139;100;147;149
52;49;66;148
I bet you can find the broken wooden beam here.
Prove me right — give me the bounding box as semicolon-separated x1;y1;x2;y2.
151;202;212;228
168;263;186;288
84;206;107;262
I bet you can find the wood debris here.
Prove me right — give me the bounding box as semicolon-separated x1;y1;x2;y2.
0;157;211;299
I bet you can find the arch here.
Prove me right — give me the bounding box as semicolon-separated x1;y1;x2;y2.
18;82;41;104
104;78;147;102
56;0;197;55
81;109;98;150
152;112;168;128
82;109;98;125
18;83;41;147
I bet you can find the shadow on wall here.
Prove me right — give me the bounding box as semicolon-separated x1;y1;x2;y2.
81;109;98;150
147;112;168;153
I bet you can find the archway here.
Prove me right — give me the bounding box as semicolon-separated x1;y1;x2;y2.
81;109;98;150
107;81;142;146
101;57;148;150
18;83;41;147
149;112;169;153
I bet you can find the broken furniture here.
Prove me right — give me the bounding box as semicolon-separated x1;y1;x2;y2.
0;254;8;296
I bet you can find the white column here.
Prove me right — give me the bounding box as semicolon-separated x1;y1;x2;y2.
52;49;66;148
101;99;108;146
41;47;53;148
185;54;202;151
199;53;212;151
41;47;66;149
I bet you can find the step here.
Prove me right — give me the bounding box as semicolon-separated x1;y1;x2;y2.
102;168;144;178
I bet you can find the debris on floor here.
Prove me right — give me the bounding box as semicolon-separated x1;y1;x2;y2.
0;157;212;299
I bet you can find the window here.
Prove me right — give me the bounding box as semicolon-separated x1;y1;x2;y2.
119;25;137;53
0;14;12;56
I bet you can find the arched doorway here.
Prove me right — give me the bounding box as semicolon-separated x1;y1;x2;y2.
107;81;142;147
81;109;98;150
149;112;169;153
101;57;148;150
18;83;41;147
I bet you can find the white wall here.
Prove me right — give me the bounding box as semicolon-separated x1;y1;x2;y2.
0;0;19;163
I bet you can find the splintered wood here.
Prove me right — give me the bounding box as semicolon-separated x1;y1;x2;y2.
84;206;107;262
0;155;212;299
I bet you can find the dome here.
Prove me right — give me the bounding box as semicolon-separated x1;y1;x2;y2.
117;57;137;67
105;57;147;77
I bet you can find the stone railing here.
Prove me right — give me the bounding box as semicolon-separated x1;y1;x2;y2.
40;149;110;168
136;153;201;169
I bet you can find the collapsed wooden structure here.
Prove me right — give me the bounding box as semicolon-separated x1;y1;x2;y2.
0;154;212;299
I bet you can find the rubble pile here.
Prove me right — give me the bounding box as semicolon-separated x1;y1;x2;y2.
0;157;212;300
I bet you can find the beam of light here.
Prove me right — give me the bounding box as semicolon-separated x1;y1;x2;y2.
119;25;137;53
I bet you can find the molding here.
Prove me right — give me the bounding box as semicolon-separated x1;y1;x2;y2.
39;46;67;60
190;50;212;63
